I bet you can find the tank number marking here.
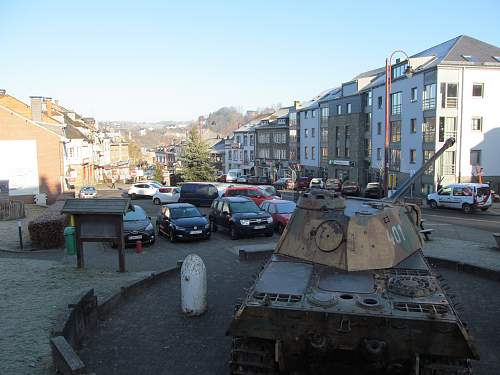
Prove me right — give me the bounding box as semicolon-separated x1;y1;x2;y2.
386;224;406;245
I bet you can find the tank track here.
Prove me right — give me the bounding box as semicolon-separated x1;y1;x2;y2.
418;356;472;375
230;337;277;375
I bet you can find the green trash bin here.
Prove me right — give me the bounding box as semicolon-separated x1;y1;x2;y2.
64;226;76;255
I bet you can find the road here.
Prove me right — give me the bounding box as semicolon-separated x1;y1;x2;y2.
422;207;500;233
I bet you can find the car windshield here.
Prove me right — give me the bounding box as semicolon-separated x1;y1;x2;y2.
124;208;147;221
367;183;379;188
230;201;260;213
276;202;296;214
171;207;201;219
82;187;95;192
259;187;274;196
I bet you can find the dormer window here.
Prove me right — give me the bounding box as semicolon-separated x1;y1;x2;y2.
392;63;408;79
462;55;478;63
493;56;500;63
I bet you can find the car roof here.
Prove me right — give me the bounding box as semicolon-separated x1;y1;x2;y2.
220;196;252;202
267;199;295;204
181;182;214;186
164;203;195;208
226;186;258;190
448;183;489;187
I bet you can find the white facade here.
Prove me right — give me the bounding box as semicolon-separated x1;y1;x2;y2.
298;106;320;172
225;126;256;174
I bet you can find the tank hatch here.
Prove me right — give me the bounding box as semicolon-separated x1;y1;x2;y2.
274;189;423;271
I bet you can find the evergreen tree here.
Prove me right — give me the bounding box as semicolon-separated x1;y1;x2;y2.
154;163;164;182
180;129;215;181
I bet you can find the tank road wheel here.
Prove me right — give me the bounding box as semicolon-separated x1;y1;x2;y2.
230;337;277;375
417;355;472;375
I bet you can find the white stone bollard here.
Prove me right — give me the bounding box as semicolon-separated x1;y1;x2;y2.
181;254;207;316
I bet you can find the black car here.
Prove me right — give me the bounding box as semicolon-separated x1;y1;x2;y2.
178;182;219;206
209;196;273;240
114;205;155;247
341;180;361;196
364;182;384;199
157;203;210;242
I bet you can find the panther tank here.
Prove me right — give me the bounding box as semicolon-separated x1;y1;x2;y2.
227;138;478;374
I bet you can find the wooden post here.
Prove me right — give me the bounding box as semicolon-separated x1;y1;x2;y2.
117;216;125;272
75;217;84;269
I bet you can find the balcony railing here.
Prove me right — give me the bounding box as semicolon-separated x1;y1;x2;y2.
442;164;456;175
444;131;457;140
423;132;435;143
445;97;458;108
423;98;436;110
320;117;329;125
391;104;402;115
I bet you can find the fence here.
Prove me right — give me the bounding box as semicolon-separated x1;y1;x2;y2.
0;200;25;221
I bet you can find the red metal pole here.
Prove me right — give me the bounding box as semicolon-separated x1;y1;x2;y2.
384;59;390;197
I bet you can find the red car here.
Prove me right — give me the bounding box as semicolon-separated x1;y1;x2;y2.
295;177;312;190
224;186;277;206
260;199;297;233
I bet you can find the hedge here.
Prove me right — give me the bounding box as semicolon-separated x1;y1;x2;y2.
28;201;68;249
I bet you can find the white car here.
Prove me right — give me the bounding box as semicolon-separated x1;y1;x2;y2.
427;183;492;213
128;182;159;199
79;186;97;199
152;187;180;205
309;178;324;189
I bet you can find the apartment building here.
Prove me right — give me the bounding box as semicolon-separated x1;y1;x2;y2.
370;35;500;195
255;108;290;179
225;119;259;175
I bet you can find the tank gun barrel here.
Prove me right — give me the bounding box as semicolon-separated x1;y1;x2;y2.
388;138;455;203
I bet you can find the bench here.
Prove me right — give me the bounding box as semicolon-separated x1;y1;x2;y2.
420;229;433;241
50;336;86;375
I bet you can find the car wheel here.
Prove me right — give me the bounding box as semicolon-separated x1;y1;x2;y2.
429;200;438;209
230;225;239;240
149;238;156;245
462;203;472;214
278;223;285;234
153;197;161;205
480;207;489;211
169;228;177;243
210;219;218;233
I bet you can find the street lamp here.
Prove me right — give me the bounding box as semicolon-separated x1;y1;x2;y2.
384;50;414;197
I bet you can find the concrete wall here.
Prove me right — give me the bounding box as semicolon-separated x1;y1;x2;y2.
0;106;64;202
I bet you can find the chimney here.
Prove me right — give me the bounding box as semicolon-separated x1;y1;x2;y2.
44;97;53;117
294;100;301;109
0;89;6;97
30;96;43;121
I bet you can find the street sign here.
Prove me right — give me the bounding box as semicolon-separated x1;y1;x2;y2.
329;160;355;166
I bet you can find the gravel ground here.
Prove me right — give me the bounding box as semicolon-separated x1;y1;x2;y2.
0;258;151;375
80;260;500;375
0;204;47;250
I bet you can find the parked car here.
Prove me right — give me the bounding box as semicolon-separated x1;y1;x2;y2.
113;205;155;247
341;180;361;196
209;196;273;239
152;186;180;205
273;177;291;190
295;177;312;190
325;178;342;191
257;176;271;185
79;186;97;199
224;185;277;206
285;178;296;190
226;168;243;183
127;182;159;199
309;178;324;189
364;182;384;199
260;199;297;233
157;203;210;242
178;182;219;207
216;174;227;183
247;176;259;184
258;185;279;198
236;175;249;183
427;183;492;213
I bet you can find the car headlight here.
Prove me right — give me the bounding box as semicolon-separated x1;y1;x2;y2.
240;219;250;226
266;217;273;224
205;223;210;229
145;223;154;231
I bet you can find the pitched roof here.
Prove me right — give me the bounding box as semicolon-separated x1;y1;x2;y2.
0;94;61;124
61;198;131;215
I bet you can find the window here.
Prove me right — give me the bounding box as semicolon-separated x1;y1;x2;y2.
243;135;248;146
439;117;457;141
258;132;270;143
277;118;286;125
411;87;417;102
453;186;473;197
320;107;329;125
423;150;435;175
472;83;483;97
321;147;328;161
390;121;401;142
423;83;436;110
364;138;371;157
250;150;254;161
365;112;372;131
345;126;350;158
470;150;481;166
377;148;382;160
250;134;254;146
336;104;342;115
390;149;401;170
367;91;372;106
304;129;309;138
441;151;456;175
244;150;248;163
377;122;382;135
69;148;74;158
346;103;352;114
391;92;402;115
289;112;297;126
311;128;315;138
311;146;316;160
304;111;308;119
312;109;317;118
378;96;383;109
228;150;232;160
421;183;435;195
321;128;328;143
392;62;408;79
410;118;417;133
304;146;309;159
423;117;436;142
240;151;243;161
472;117;482;131
440;83;458;108
236;135;241;144
289;129;297;142
410;149;416;164
335;127;341;157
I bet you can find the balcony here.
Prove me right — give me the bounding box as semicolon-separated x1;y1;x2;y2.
442;164;456;175
391;104;401;115
422;98;436;111
445;97;457;108
444;130;457;140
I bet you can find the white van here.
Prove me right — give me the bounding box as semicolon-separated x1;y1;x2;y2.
427;183;492;213
226;169;243;183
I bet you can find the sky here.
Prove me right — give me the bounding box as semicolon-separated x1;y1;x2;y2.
1;0;499;122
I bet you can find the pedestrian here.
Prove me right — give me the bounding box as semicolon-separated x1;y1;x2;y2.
111;176;116;189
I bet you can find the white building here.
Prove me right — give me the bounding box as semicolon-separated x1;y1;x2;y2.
369;35;500;195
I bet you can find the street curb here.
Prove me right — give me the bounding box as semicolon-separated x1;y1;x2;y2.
427;256;500;282
0;246;61;253
50;265;180;375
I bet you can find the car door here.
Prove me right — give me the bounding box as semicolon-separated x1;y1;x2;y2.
158;206;169;234
450;186;465;209
436;186;452;207
221;201;231;228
